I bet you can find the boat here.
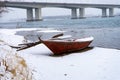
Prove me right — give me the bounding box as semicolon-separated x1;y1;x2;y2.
42;36;94;55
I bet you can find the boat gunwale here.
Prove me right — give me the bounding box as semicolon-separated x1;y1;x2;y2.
43;37;94;43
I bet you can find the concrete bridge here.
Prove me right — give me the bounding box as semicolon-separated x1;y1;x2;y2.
0;1;120;21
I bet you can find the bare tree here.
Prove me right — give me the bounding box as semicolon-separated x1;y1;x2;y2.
0;0;24;16
0;0;7;15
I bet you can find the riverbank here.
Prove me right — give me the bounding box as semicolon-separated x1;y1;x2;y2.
5;27;119;49
0;28;120;80
0;16;120;49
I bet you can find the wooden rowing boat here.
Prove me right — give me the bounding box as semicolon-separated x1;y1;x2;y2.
42;37;94;55
15;33;94;54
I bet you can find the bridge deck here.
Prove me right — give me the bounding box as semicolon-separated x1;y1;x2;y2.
0;1;120;8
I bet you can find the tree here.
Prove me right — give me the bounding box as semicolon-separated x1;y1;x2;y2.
0;0;7;16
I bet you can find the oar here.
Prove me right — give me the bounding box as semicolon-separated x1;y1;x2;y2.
50;35;72;40
52;33;64;38
16;33;65;51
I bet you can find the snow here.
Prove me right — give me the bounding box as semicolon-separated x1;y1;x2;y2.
0;28;58;35
75;36;94;42
0;28;120;80
0;42;32;80
19;46;120;80
0;33;25;46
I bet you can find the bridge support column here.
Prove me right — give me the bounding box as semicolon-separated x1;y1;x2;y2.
79;8;85;19
109;8;114;17
26;8;33;21
102;8;107;17
71;8;77;19
35;8;42;21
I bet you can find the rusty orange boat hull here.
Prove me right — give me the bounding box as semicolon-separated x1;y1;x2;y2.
43;37;94;55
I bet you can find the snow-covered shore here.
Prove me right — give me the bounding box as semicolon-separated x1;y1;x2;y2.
0;28;120;80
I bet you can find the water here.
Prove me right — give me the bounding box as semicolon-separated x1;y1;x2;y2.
0;16;120;29
0;16;120;49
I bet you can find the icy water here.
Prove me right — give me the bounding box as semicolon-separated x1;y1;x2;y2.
0;16;120;29
0;16;120;49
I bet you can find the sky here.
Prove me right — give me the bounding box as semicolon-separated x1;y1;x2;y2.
13;0;120;4
0;0;120;22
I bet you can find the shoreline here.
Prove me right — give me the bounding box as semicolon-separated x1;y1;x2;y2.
0;28;120;80
2;27;118;50
0;27;120;50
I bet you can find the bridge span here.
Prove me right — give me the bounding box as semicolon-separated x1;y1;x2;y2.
0;1;120;21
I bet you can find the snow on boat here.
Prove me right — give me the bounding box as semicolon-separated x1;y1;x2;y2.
42;37;94;55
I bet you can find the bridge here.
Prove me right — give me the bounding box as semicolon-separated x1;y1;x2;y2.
0;1;120;21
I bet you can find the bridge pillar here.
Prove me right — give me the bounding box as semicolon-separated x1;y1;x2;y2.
35;8;42;21
79;8;85;19
71;8;77;19
26;8;33;21
109;8;114;17
102;8;107;17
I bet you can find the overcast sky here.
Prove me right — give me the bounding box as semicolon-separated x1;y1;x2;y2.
21;0;120;4
0;0;120;22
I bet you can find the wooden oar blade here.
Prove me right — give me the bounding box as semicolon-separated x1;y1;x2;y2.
52;33;64;38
